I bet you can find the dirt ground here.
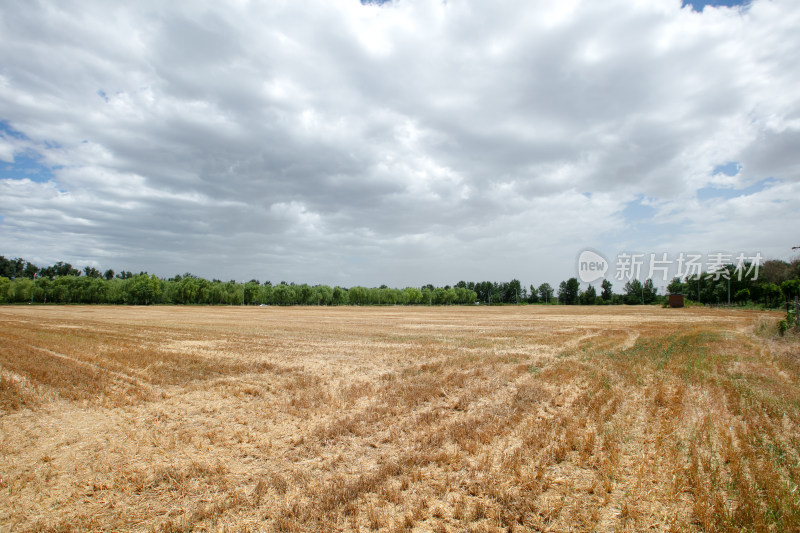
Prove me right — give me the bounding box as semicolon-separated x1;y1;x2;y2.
1;305;798;532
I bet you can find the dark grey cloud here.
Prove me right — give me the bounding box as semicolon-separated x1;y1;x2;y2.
1;0;799;286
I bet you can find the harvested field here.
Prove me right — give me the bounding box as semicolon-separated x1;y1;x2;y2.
1;305;799;532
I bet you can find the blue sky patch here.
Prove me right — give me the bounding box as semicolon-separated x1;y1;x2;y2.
1;119;60;182
697;177;777;201
0;152;57;183
0;120;28;140
682;0;749;12
713;161;741;177
622;196;656;223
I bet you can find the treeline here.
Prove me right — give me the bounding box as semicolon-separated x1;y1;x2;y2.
548;258;800;308
444;259;800;308
667;259;800;307
0;257;479;305
1;255;798;307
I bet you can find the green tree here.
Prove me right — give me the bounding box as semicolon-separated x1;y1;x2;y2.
103;278;125;304
368;287;382;305
0;276;10;303
760;283;782;308
10;278;33;302
32;276;51;303
528;285;539;303
600;279;613;301
421;287;433;305
45;261;80;278
0;257;25;278
243;281;261;305
538;283;554;304
667;277;684;296
643;278;658;304
129;274;161;305
453;287;475;304
348;286;369;305
781;279;800;302
433;287;447;305
505;279;522;304
332;286;349;305
312;285;333;305
381;288;398;305
293;284;312;305
624;279;644;305
403;287;422;305
209;282;227;304
257;283;273;304
558;278;580;305
23;262;39;279
83;266;102;278
82;277;106;303
580;284;597;305
734;288;750;305
443;288;458;305
271;284;296;305
172;275;201;304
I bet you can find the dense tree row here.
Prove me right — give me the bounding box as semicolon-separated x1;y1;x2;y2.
666;259;800;307
550;258;800;307
1;255;798;307
0;258;479;305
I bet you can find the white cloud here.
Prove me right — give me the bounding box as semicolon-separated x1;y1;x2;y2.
0;0;798;286
0;137;15;163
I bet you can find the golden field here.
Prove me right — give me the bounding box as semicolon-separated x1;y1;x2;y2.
1;305;798;532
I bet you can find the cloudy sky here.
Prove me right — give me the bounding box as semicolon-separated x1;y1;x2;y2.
1;0;798;289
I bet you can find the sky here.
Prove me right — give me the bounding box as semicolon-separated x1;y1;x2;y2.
1;0;798;289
